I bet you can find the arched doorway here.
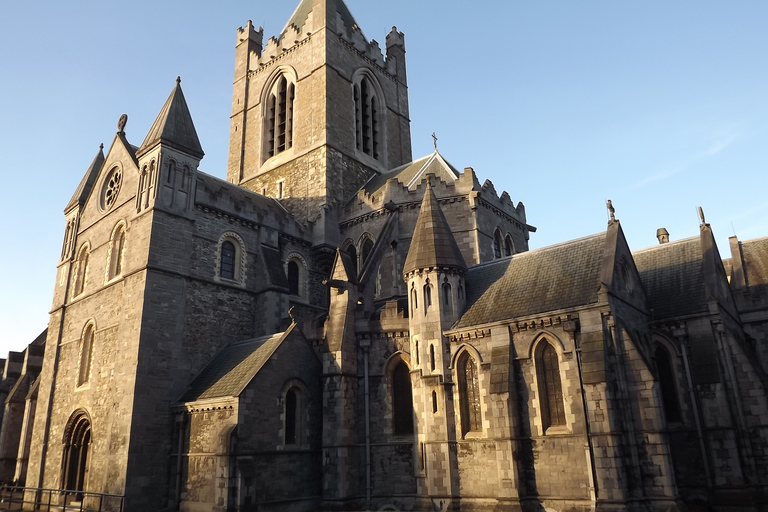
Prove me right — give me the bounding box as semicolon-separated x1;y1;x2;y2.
62;411;91;498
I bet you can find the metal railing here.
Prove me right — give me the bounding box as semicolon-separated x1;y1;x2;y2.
0;486;124;512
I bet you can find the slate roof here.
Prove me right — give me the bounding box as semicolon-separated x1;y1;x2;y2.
403;182;466;274
362;152;460;201
633;237;707;320
179;331;288;402
742;236;768;286
65;145;104;212
282;0;361;37
455;233;607;329
138;78;204;159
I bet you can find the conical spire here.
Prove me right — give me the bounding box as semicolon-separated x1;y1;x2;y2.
65;143;105;212
138;77;204;159
281;0;363;38
403;179;467;275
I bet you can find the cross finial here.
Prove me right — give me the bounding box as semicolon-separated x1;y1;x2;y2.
698;206;706;225
606;199;616;223
432;132;438;151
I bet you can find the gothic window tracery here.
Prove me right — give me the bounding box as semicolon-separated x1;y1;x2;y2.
493;229;503;259
458;352;481;436
100;166;122;211
504;234;514;257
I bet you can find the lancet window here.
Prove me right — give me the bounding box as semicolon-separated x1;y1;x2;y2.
536;340;566;430
392;361;414;436
458;352;481;435
655;345;682;423
266;75;295;158
354;75;381;160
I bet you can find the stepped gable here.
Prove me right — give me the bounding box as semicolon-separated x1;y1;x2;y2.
741;236;768;286
402;180;466;275
455;233;607;329
138;78;204;159
178;330;289;402
65;145;104;212
633;237;707;320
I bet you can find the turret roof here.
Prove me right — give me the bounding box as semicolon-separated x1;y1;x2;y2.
65;144;105;212
403;180;466;275
138;77;204;159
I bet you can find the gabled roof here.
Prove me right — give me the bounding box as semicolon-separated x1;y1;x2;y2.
138;77;204;159
65;145;105;212
633;237;707;320
362;151;460;201
178;329;291;403
455;233;607;329
741;236;768;286
403;181;466;275
282;0;361;38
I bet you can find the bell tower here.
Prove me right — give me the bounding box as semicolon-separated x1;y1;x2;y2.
227;0;412;229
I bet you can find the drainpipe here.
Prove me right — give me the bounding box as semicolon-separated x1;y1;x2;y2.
174;414;186;509
361;339;372;508
679;340;713;489
574;333;598;506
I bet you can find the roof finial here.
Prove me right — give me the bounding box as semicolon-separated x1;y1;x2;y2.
606;199;616;223
117;113;128;134
99;143;104;151
698;206;706;225
432;132;438;151
176;76;182;85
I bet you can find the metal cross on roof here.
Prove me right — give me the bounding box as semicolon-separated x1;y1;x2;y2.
432;132;438;151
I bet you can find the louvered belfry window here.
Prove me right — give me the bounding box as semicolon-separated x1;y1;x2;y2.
537;341;566;430
392;362;414;435
459;353;481;435
267;76;294;158
355;77;380;160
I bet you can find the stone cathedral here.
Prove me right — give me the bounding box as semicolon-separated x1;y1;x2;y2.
2;1;768;511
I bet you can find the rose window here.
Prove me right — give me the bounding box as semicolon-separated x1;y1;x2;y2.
102;167;122;210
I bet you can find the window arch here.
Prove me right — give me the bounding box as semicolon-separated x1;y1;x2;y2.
410;284;418;317
264;74;295;160
429;345;436;371
442;279;453;315
536;340;566;431
458;352;481;436
392;361;414;436
343;240;357;272
284;253;308;299
359;234;375;272
73;243;90;297
654;344;682;423
493;229;503;259
78;323;95;387
423;280;432;316
284;387;301;445
353;73;383;160
137;160;157;212
106;222;126;281
215;232;246;285
62;410;92;499
504;234;514;257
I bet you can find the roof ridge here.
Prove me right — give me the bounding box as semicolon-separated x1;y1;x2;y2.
633;236;700;254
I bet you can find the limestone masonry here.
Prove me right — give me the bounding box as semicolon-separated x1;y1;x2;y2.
2;1;768;511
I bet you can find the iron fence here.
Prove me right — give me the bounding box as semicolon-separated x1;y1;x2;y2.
0;486;124;512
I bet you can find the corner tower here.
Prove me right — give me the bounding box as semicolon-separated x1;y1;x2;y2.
227;0;412;227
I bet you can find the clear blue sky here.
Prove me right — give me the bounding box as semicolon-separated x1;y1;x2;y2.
1;1;767;355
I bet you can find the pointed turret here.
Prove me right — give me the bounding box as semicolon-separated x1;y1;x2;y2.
137;77;204;160
403;179;466;275
64;144;105;213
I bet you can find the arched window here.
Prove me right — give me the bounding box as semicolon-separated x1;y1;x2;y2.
536;341;565;431
287;261;299;295
167;160;176;185
215;232;246;285
493;229;503;259
220;241;236;280
655;345;682;423
344;243;357;271
392;362;414;436
361;237;374;270
73;244;89;297
458;352;481;436
504;235;514;257
432;390;438;414
423;281;432;315
62;411;91;499
285;387;300;445
266;75;295;158
354;76;381;160
429;345;436;371
107;223;126;280
410;285;418;317
137;160;157;212
442;280;453;315
78;324;95;387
